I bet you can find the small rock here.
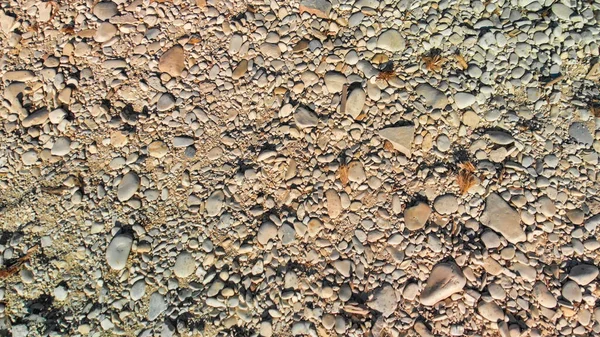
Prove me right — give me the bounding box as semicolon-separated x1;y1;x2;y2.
174;252;196;278
486;131;514;145
117;172;140;202
324;71;347;93
157;93;176;111
433;194;458;215
93;1;118;20
232;60;248;80
333;260;351;277
148;292;167;321
379;125;415;157
159;45;185;77
561;281;582;303
294;106;319;128
347;161;366;183
569;264;599;285
299;0;332;18
454;92;476;109
206;190;225;216
94;22;117;43
257;222;278;245
477;301;504;322
51;137;71;156
148;141;168;158
480;193;526;244
22;109;49;127
130;279;146;300
377;29;405;52
533;282;557;308
569;122;593;146
106;233;133;270
404;202;431;231
325;189;342;218
367;284;397;316
552;3;573;20
415;84;448;109
420;261;466;306
346;87;366;119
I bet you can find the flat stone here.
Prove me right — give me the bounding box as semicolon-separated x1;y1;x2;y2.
433;194;458;215
117;172;140;201
278;224;296;245
377;29;405;52
232;60;248;79
0;11;17;34
148;292;167;320
561;281;582;303
299;0;332;18
585;214;600;232
157;93;175;111
51;137;71;156
454;92;476;109
93;1;118;20
378;125;415;157
346;87;366;119
477;301;504;322
94;22;117;43
481;230;501;249
148;140;168;158
106;233;133;270
22;109;49;127
173;136;194;147
206;190;225;216
404;202;431;231
420;261;466;306
3;70;36;82
159;45;185;77
367;284;397;316
325;189;342;218
569;264;598;285
324;71;347;93
462;110;480;127
552;3;573;20
415;83;448;109
174;252;196;278
333;260;351;278
347;161;366;183
294;106;319;128
130;279;146;300
486;130;514;145
480;193;526;244
21;151;38;165
533;282;557;308
257;222;278;245
569;122;593;146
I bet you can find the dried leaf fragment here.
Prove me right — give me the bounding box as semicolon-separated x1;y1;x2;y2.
0;245;39;279
455;53;468;70
422;52;446;72
339;164;349;186
457;161;476;195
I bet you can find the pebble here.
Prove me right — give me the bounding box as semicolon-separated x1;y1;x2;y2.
433;194;458;215
325;189;342;218
148;292;167;321
148;141;168;158
22;109;49;127
206;190;225;216
569;264;599;285
377;29;405;52
533;282;557;308
51;137;71;156
94;22;117;43
257;222;278;245
157;93;176;111
415;84;448;109
174;252;196;278
480;193;526;244
106;233;133;270
420;261;466;306
294;106;319;128
367;284;397;316
552;3;573;20
158;45;185;77
299;0;332;18
568;122;593;145
130;279;146;300
117;172;140;202
477;300;504;322
324;71;346;93
346;87;366;119
404;202;431;231
561;281;582;303
454;92;476;109
379;125;415;157
93;1;117;20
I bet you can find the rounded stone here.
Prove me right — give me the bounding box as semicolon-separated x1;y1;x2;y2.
434;194;459;215
174;252;196;278
106;233;133;270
